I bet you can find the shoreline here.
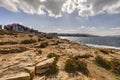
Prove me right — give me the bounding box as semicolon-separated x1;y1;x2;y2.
86;44;120;50
60;36;120;50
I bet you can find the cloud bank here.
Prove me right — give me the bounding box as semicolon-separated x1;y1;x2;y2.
0;0;120;17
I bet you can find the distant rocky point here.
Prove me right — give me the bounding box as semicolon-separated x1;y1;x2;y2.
48;33;99;37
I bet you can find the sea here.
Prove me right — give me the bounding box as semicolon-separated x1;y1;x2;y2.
59;36;120;50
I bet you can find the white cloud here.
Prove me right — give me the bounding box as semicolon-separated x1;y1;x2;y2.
0;0;18;12
111;27;120;30
0;0;120;17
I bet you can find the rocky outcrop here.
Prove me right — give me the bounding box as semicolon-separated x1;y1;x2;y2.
35;57;55;75
1;72;30;80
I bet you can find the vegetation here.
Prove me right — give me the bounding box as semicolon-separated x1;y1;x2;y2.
47;53;59;61
74;54;93;59
100;49;109;54
28;34;33;38
38;49;42;55
0;41;18;45
95;56;120;75
46;61;59;75
65;58;88;75
46;53;59;75
95;56;111;70
0;30;17;35
0;47;27;54
21;39;36;44
38;42;48;48
38;38;44;41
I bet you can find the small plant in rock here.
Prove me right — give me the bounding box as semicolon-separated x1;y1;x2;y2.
0;47;27;54
46;53;59;75
28;34;33;38
74;54;93;60
65;59;78;73
21;39;36;44
95;56;111;70
65;58;88;75
47;53;59;61
38;49;42;55
38;42;48;48
0;41;18;45
46;61;59;75
77;61;89;75
100;49;109;54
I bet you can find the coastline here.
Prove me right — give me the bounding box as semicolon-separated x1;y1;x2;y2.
60;36;120;50
86;44;120;50
0;31;120;80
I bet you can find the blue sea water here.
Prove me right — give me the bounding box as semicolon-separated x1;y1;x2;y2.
60;36;120;49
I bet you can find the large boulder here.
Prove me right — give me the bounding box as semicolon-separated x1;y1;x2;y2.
35;57;55;75
1;72;30;80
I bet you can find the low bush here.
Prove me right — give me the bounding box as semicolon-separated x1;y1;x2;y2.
21;39;36;44
65;58;88;75
0;30;16;35
28;34;33;38
74;54;93;60
47;53;59;61
95;56;111;70
0;41;18;45
65;59;78;73
100;49;109;54
95;56;120;75
46;53;59;75
77;61;88;75
46;61;59;75
38;38;44;41
38;42;48;48
0;47;27;54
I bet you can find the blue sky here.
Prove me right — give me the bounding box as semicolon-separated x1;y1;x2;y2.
0;0;120;36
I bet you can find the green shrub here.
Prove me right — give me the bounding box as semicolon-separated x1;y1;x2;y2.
0;41;18;45
47;53;59;61
46;61;59;75
65;59;88;75
95;56;120;75
46;53;59;75
38;38;45;42
74;54;93;60
95;56;111;70
38;42;48;48
21;39;36;44
0;31;15;35
100;49;109;54
0;47;27;54
78;61;89;75
65;59;78;73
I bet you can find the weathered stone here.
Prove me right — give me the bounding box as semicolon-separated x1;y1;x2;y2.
3;72;30;80
24;66;35;80
35;57;55;75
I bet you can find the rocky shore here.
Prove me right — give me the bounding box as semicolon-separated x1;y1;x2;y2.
0;30;120;80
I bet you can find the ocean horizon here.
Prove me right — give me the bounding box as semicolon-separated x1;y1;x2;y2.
60;36;120;50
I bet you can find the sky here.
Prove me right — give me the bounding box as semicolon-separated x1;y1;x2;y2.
0;0;120;36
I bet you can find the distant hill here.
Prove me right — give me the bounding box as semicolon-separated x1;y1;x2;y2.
48;33;99;37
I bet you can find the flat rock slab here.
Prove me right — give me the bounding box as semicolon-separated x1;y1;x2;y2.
1;72;30;80
35;57;55;75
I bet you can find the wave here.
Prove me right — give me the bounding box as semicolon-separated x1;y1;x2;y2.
86;44;120;50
